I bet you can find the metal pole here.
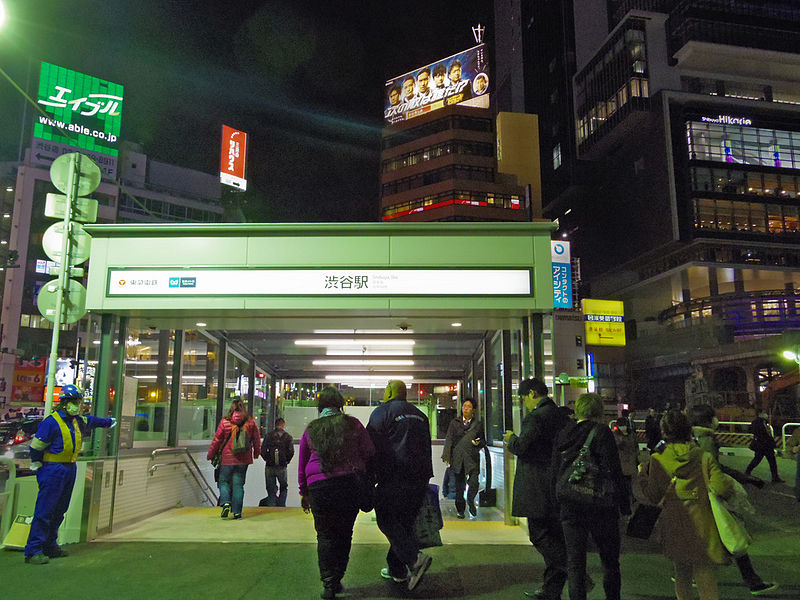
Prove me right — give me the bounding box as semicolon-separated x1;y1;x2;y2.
167;330;184;447
44;153;78;414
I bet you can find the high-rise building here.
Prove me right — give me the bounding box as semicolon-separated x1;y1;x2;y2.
379;43;540;223
0;142;223;402
496;1;800;414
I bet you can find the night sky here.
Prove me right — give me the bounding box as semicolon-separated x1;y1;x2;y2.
0;0;492;222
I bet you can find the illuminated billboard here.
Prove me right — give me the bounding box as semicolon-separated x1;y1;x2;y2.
384;44;490;125
34;62;124;159
220;125;248;191
582;299;626;346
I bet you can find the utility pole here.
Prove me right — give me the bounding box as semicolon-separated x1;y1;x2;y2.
40;152;99;413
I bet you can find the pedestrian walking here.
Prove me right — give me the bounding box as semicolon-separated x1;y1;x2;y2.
689;404;778;595
638;410;733;600
786;426;800;502
298;386;375;599
207;399;261;519
24;385;116;564
553;393;630;600
261;417;294;507
612;416;639;506
441;398;484;519
503;377;570;600
367;380;434;592
645;408;662;452
745;412;784;484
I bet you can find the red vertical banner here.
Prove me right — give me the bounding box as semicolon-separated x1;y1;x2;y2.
220;124;248;191
11;358;47;404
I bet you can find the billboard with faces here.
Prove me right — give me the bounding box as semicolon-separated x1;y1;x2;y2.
384;43;490;125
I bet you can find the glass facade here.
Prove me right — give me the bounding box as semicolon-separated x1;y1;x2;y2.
177;331;219;442
381;164;494;196
382;189;522;220
382;140;494;173
382;115;494;150
126;328;175;445
575;18;650;150
693;198;800;235
687;120;800;169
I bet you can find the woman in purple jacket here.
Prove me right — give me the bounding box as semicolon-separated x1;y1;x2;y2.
299;386;375;599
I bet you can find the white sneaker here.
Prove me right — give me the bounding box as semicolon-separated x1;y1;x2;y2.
407;552;433;591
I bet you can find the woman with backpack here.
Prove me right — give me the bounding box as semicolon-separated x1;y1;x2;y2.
638;409;733;600
207;399;261;519
298;386;375;599
553;393;630;600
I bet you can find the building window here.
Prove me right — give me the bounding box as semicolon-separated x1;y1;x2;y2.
553;144;562;170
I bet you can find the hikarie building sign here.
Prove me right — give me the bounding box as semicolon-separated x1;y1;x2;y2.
220;124;248;190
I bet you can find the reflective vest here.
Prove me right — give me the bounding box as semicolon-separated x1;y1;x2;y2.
43;412;82;463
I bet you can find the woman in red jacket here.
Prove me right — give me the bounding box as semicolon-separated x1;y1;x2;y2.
207;399;261;519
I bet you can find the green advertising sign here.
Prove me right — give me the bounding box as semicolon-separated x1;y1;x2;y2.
34;62;124;157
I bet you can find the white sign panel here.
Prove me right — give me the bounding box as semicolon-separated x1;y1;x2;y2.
107;269;531;296
551;241;572;309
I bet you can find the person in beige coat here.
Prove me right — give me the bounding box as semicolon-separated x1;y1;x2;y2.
637;410;733;600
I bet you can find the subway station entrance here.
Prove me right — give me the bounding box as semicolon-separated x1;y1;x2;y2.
4;221;557;546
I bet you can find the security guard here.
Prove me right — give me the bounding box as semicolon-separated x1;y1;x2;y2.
24;385;116;564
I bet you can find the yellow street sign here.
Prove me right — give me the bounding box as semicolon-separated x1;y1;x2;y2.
582;299;626;346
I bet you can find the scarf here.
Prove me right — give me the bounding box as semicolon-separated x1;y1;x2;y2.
320;407;342;418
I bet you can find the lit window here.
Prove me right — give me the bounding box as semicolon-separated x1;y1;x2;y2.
553;144;562;170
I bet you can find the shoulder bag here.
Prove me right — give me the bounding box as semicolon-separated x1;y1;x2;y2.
556;424;617;509
702;453;752;557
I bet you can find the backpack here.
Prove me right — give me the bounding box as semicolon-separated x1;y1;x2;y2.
261;430;285;466
556;424;617;509
231;421;250;454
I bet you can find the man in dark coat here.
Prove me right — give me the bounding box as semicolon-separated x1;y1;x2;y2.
644;408;662;452
504;377;570;600
746;412;784;483
368;380;434;592
441;398;484;518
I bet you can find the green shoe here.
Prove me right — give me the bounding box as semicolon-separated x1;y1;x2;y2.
25;554;49;565
45;547;68;558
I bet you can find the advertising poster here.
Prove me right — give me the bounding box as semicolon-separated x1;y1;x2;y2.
551;241;573;309
11;358;47;405
220;125;248;191
32;62;124;177
582;299;626;347
384;43;490;125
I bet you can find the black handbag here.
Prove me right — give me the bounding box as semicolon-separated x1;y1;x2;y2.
625;503;661;539
556;424;617;509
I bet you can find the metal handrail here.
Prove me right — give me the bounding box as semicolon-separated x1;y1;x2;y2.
0;456;17;543
781;422;800;453
148;448;217;506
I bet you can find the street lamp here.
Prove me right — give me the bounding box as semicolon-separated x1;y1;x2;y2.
782;349;800;364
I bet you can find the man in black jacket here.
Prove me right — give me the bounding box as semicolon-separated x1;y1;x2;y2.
368;380;434;592
746;412;784;483
260;418;294;507
504;378;570;600
442;398;484;518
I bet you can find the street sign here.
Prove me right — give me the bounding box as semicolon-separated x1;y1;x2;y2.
582;298;626;346
50;152;101;196
42;221;91;265
45;193;98;223
37;278;87;324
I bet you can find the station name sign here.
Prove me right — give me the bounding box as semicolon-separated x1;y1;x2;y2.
107;268;532;296
700;115;752;126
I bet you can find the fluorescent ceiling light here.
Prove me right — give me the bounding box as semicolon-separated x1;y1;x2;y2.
325;374;414;380
195;322;207;327
451;322;462;327
295;339;415;346
313;359;414;366
313;329;414;334
326;348;414;356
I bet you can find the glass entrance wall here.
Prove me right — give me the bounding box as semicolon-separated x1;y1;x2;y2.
123;328;174;446
485;332;504;444
177;330;219;443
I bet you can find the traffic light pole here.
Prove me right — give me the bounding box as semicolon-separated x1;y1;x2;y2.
44;153;78;414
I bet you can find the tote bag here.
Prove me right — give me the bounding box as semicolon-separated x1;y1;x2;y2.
414;483;444;548
702;453;752;557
